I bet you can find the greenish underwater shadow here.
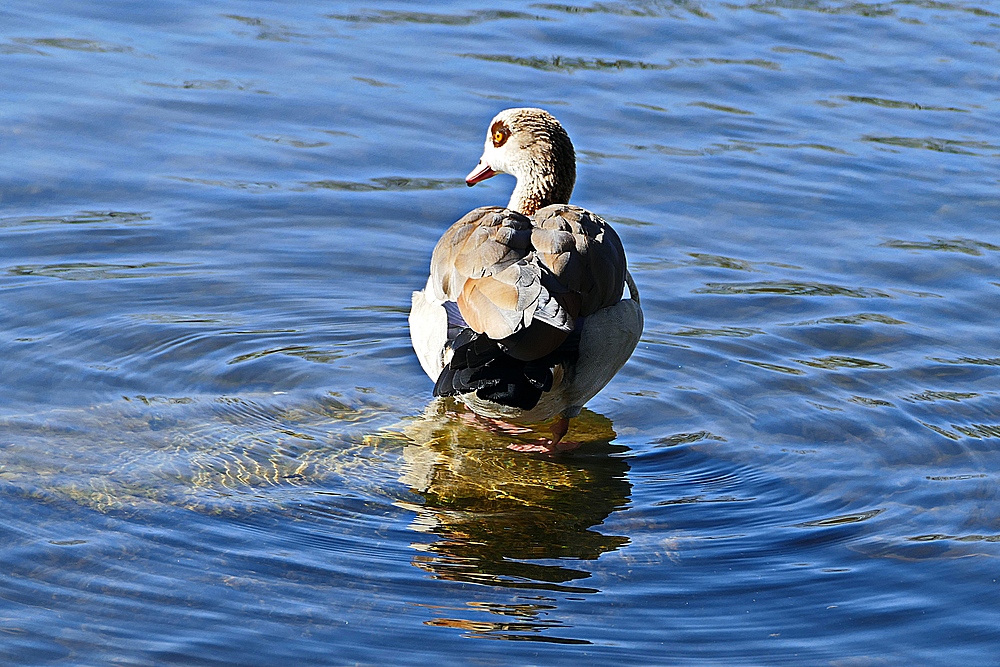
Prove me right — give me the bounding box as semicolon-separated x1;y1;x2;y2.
395;399;632;641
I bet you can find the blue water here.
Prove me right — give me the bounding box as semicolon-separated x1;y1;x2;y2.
2;1;999;664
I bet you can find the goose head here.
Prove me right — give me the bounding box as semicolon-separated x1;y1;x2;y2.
465;108;576;216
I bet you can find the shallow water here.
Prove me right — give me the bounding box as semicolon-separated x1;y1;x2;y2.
2;0;999;664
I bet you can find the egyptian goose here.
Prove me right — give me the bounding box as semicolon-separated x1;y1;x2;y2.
409;108;642;452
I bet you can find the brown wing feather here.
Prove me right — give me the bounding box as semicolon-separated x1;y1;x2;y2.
530;204;626;317
427;204;625;362
429;207;521;301
429;207;541;341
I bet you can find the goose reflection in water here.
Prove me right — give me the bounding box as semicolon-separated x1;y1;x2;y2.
397;399;631;642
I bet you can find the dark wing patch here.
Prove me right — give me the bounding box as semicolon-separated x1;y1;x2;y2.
434;328;570;411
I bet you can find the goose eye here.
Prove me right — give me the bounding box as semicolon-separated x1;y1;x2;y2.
489;122;509;148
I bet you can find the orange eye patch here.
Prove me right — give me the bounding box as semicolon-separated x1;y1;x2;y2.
490;121;510;148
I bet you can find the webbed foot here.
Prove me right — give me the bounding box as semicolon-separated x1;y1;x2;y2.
507;416;577;454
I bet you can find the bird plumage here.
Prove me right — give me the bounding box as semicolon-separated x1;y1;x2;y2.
409;108;642;451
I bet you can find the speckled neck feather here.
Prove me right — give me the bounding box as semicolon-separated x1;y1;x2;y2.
506;112;576;216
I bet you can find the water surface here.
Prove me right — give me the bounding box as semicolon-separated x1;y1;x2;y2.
2;1;999;664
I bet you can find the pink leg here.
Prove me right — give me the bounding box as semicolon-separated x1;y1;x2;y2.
549;415;570;446
508;415;580;454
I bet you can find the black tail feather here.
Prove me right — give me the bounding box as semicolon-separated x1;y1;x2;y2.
433;328;566;411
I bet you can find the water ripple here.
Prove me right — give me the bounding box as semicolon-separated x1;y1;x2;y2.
952;424;1000;439
837;95;969;112
880;237;1000;255
329;9;551;24
929;356;1000;367
909;533;1000;543
906;390;980;403
251;134;329;149
849;396;895;408
669;326;765;338
4;0;1000;662
733;1;998;19
652;430;727;448
301;177;463;192
6;262;193;281
683;253;800;272
629;140;846;156
771;45;843;60
0;395;395;513
862;136;1000;155
795;509;884;528
532;2;714;19
688;101;755;115
695;281;895;298
222;14;312;42
738;359;807;375
783;313;908;326
143;79;269;93
459;53;781;72
228;344;348;365
0;211;151;229
13;37;140;55
795;356;891;370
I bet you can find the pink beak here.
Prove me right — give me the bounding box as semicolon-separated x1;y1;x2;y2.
465;159;497;186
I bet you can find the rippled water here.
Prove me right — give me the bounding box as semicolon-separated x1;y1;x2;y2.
2;1;999;664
